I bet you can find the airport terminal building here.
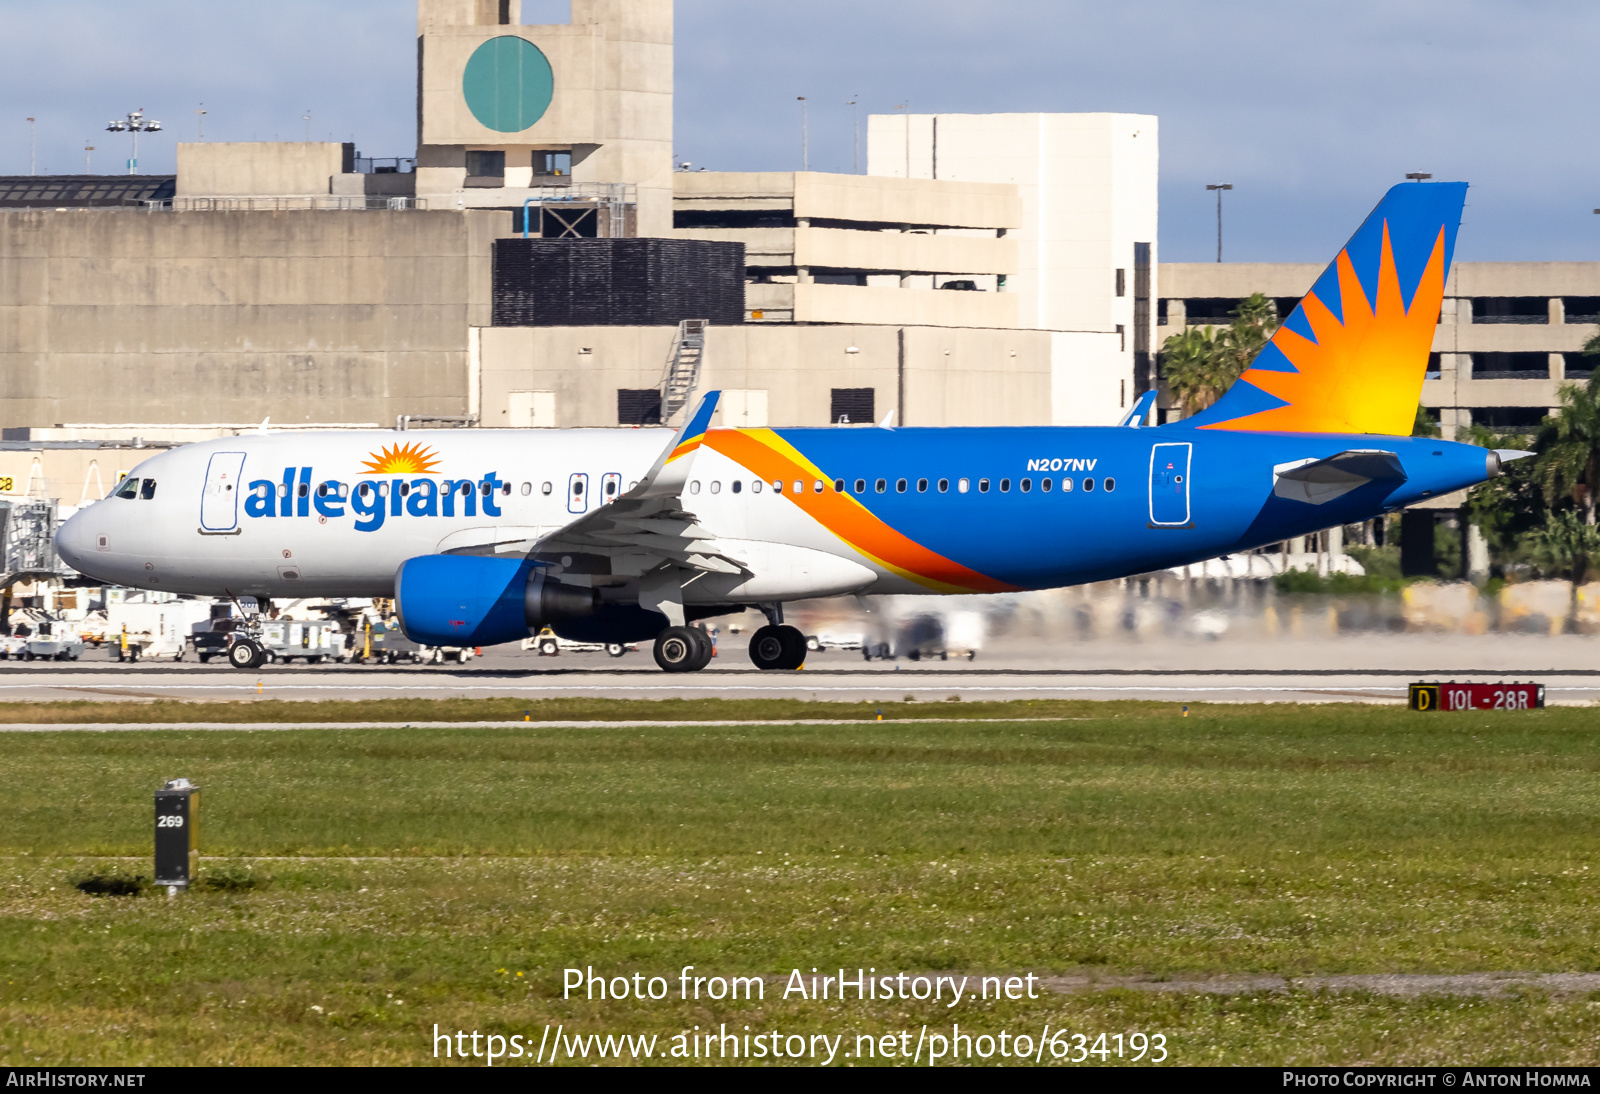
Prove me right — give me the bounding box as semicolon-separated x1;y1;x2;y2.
0;0;1158;537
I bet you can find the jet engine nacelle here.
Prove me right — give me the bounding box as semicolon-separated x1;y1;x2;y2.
394;555;596;647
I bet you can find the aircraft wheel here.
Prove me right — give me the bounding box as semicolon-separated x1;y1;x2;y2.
687;627;715;671
20;650;33;662
806;635;822;651
605;642;627;658
228;640;260;670
749;625;805;671
539;639;559;656
654;626;707;673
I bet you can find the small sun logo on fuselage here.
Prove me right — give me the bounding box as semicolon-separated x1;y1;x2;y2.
361;442;442;475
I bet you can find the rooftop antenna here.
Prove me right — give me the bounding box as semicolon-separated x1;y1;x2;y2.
302;109;311;142
27;117;36;175
195;104;206;141
83;142;94;173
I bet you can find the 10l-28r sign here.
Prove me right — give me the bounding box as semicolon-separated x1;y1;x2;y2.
1409;683;1545;711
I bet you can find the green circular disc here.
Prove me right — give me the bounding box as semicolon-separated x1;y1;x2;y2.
462;36;554;133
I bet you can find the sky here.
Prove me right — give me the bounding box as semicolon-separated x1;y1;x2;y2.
1;0;1596;263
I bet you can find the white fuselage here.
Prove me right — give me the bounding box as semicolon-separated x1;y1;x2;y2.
54;430;902;602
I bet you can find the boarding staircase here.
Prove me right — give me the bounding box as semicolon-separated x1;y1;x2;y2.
660;318;707;425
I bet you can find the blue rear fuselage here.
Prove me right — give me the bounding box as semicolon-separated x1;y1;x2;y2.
761;425;1492;590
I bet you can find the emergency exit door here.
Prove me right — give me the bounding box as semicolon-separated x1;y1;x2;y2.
199;451;247;532
568;472;589;514
1148;442;1192;527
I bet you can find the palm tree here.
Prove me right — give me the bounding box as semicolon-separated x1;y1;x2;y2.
1159;325;1230;413
1535;380;1600;525
1159;294;1281;415
1220;292;1279;374
1525;509;1600;586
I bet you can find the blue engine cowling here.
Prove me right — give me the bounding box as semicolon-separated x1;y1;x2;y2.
394;555;597;647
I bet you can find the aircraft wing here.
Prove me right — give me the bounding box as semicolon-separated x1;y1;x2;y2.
1272;449;1406;505
524;392;749;578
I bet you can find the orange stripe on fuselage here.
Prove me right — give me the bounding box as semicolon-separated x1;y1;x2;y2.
702;428;1017;593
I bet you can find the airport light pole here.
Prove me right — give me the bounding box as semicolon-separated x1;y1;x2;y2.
27;117;35;175
797;97;808;171
84;143;94;172
107;109;162;174
847;97;859;174
1206;183;1233;263
195;105;206;141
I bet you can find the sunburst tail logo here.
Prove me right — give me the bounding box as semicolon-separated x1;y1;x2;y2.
361;441;442;475
1184;181;1467;437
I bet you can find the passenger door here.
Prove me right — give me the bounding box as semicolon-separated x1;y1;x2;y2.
199;451;247;532
1148;442;1192;527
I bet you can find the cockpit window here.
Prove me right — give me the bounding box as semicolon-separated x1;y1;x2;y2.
139;478;157;500
114;476;140;499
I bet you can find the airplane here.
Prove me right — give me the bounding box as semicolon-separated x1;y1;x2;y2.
55;180;1519;673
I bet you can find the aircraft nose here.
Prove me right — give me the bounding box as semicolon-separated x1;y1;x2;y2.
55;509;95;575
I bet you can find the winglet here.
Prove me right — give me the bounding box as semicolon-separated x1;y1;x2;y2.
631;391;722;500
1119;390;1158;428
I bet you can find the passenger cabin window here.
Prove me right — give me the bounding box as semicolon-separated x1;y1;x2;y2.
752;480;763;493
541;482;553;495
1105;477;1116;492
1041;478;1052;492
690;481;701;495
958;478;969;493
896;479;908;493
1084;478;1096;492
114;476;140;499
1021;478;1031;492
833;479;845;492
978;479;990;493
999;479;1010;493
521;482;532;495
875;479;887;493
854;479;866;493
917;479;928;492
710;481;721;494
732;481;742;494
1062;478;1074;492
937;478;948;493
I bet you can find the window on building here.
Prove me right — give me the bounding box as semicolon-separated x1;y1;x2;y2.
617;389;662;425
465;150;506;186
1470;297;1548;324
1564;297;1600;324
1471;353;1550;380
831;388;875;425
534;150;572;178
1563;353;1595;381
814;272;867;286
1426;352;1442;379
1472;407;1547;431
1115;268;1126;297
1180;298;1240;322
1157;298;1169;325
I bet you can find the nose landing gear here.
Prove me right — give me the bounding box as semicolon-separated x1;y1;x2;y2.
748;624;807;671
227;638;267;670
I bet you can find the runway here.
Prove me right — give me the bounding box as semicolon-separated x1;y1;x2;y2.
0;637;1592;706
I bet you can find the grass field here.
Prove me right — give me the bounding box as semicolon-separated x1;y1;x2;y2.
3;700;1600;1066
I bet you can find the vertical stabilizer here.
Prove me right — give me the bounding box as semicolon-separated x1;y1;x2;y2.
1181;181;1466;435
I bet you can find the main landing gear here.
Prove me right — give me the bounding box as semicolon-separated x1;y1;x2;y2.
653;625;714;673
748;624;806;671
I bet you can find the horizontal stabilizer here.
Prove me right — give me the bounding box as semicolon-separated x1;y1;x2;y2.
1273;449;1405;506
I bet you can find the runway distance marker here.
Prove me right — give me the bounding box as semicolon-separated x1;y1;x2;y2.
1409;682;1544;711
